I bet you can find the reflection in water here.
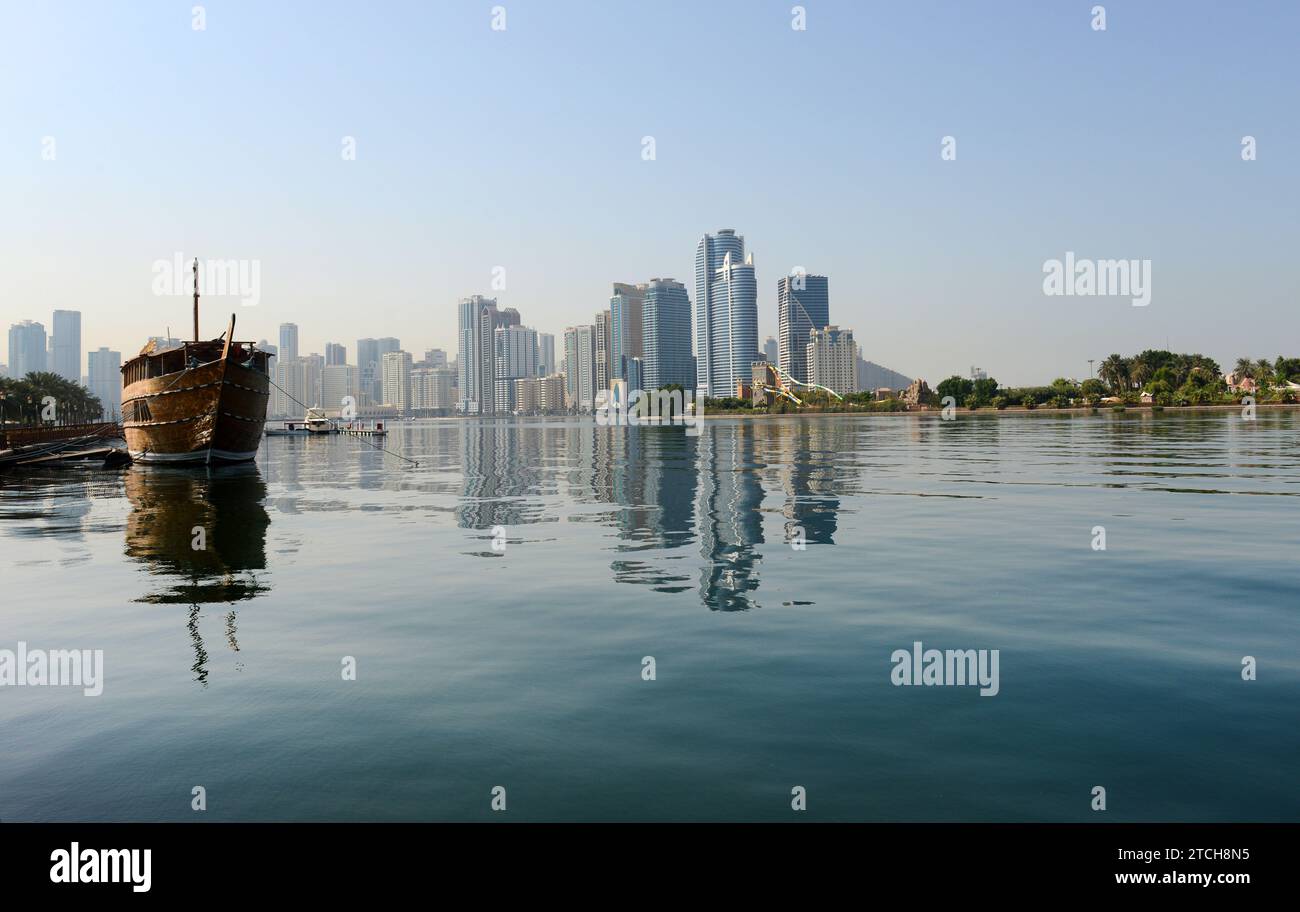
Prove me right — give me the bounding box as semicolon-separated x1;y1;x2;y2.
124;466;270;683
454;419;855;612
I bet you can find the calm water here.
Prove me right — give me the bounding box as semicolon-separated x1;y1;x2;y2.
2;412;1297;821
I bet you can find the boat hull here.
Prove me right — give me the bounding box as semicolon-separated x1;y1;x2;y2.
123;358;269;465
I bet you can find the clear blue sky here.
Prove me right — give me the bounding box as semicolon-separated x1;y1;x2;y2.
2;0;1296;384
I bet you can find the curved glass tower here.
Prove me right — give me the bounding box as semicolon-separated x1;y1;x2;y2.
694;229;757;398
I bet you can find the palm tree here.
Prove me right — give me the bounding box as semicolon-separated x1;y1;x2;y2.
1099;354;1129;393
1129;357;1153;389
2;372;103;426
1234;358;1255;379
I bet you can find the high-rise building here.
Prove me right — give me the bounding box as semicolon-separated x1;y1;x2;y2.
610;282;647;384
325;342;347;366
412;366;455;414
476;301;519;415
562;327;580;408
381;350;413;412
424;348;448;369
763;336;778;365
695;229;758;397
577;325;597;410
493;325;538;412
375;339;400;400
304;353;324;408
274;358;319;417
537;333;555;377
7;321;47;379
321;364;358;414
457;295;518;414
51;310;82;383
355;338;378;406
807;326;858;395
642;278;693;390
279;323;300;362
87;348;122;420
777;273;829;383
595;309;612;397
457;297;488;413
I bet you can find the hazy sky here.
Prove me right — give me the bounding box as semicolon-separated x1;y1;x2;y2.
2;1;1296;385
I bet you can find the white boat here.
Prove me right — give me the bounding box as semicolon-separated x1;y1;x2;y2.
265;409;334;437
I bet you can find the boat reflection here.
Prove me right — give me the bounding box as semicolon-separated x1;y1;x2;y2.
123;464;270;683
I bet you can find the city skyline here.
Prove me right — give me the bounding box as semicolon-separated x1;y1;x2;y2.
4;2;1296;387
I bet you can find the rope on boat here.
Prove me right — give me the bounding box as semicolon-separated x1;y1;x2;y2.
265;375;419;467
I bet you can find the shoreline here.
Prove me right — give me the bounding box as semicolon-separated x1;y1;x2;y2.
691;402;1299;420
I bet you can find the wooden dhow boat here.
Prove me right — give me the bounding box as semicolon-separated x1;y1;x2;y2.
121;259;271;465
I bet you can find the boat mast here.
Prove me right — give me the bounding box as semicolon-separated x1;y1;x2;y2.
192;258;200;342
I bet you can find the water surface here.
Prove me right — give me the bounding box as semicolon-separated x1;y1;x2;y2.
2;412;1296;821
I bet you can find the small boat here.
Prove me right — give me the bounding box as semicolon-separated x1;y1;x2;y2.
265;410;334;437
121;259;271;465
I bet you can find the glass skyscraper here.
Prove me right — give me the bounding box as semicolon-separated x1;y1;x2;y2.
777;273;829;383
51;310;82;382
695;229;758;398
642;278;693;391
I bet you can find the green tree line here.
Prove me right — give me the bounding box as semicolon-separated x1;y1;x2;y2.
0;372;107;425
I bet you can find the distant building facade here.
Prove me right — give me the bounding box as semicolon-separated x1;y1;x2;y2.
7;321;47;379
806;325;858;395
87;347;122;420
51;310;82;383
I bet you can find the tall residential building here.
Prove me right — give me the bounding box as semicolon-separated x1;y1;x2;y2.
381;350;413;412
274;357;319;417
610;282;647;384
87;348;122;420
807;326;858;395
7;321;47;379
424;348;448;369
537;333;555;377
51;310;82;383
493;325;538;413
457;296;487;413
763;336;779;365
457;295;518;414
577;325;597;409
642;278;693;391
695;229;758;398
356;337;400;405
562;327;580;408
412;365;455;414
325;342;347;366
594;309;612;397
356;338;379;405
777;273;829;383
321;364;359;413
478;301;519;415
279;323;300;362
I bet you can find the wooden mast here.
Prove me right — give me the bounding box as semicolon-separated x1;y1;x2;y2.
192;258;200;342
